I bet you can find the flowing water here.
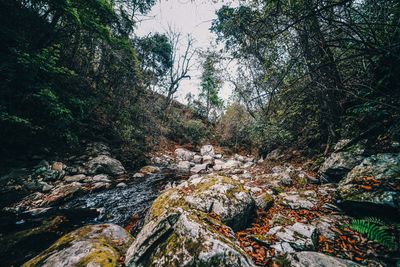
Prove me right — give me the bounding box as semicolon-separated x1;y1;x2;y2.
0;170;180;267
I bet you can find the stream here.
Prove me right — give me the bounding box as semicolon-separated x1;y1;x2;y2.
0;170;180;267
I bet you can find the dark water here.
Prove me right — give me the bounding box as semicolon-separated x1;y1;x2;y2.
0;171;180;267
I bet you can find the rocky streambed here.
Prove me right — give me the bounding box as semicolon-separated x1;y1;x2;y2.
1;141;399;266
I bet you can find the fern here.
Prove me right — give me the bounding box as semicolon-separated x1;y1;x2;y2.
349;218;397;250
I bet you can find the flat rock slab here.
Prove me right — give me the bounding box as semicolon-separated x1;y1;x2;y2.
287;251;362;267
279;190;318;210
268;222;318;251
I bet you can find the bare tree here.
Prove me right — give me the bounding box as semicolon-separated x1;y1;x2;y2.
162;27;195;108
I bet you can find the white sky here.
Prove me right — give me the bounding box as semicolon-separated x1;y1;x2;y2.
135;0;235;104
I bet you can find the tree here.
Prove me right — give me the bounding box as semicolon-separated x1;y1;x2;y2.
212;0;400;153
161;28;195;109
198;50;224;123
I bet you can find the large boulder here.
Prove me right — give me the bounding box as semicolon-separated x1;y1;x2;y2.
125;210;255;267
175;148;195;161
23;224;133;267
318;140;366;182
85;155;125;176
336;153;400;218
147;175;255;231
200;144;215;157
285;251;362;267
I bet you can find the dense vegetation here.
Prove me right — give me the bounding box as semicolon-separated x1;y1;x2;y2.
0;0;202;171
1;0;399;170
213;0;400;154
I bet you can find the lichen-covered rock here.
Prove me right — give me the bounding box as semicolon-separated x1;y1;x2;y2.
336;153;400;217
253;192;274;211
279;191;318;210
268;222;318;252
200;144;215;156
176;161;191;173
147;175;255;231
202;155;215;166
23;224;133;267
85;155;125;176
285;251;362;267
125;209;255;267
318;140;366;182
223;160;241;170
190;164;208;174
175;148;195;161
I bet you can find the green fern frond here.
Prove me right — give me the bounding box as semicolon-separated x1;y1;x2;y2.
349;218;397;250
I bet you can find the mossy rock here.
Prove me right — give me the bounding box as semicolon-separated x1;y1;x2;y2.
147;175;255;231
125;209;255;267
336;153;400;217
22;224;133;267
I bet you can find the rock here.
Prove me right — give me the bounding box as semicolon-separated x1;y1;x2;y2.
336;153;400;217
85;155;125;176
213;164;223;171
266;148;284;160
64;174;86;183
43;182;82;206
271;172;293;186
40;169;62;182
139;165;160;174
125;210;254;267
285;251;362;267
175;148;195;161
268;222;318;251
202;155;215;166
242;162;254;169
22;224;133;267
147;175;255;231
279;191;318;210
176;161;191;173
40;182;53;192
92;174;111;182
318;140;366;182
116;182;127;188
90;182;111;191
253;192;274;210
223;160;241;169
51;162;63;172
133;172;145;178
200;144;215;156
234;154;245;162
193;155;203;164
190;164;208;174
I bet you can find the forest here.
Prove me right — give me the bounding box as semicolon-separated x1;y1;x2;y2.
0;0;399;266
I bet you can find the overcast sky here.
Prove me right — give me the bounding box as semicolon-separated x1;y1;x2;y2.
135;0;235;104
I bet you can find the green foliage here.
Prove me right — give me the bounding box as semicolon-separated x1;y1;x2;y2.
349;218;398;250
199;51;224;121
250;118;294;148
217;103;253;151
167;117;209;146
0;0;159;170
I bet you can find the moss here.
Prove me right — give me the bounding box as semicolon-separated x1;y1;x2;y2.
149;189;190;219
78;242;119;267
263;193;273;203
23;225;130;267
